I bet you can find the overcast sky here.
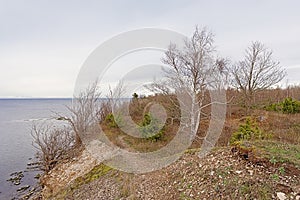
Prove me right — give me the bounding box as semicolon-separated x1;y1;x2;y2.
0;0;299;98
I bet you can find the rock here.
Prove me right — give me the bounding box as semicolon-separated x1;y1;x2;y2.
7;171;24;185
14;180;21;185
257;115;266;122
34;173;41;179
20;190;34;199
9;171;23;177
235;170;242;174
296;195;300;200
276;192;287;200
17;185;30;192
248;170;254;175
27;162;39;166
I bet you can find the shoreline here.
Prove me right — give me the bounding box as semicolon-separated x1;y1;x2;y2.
4;159;42;200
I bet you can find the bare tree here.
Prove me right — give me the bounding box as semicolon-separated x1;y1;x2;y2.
57;81;101;147
148;27;227;151
31;123;75;172
231;41;286;112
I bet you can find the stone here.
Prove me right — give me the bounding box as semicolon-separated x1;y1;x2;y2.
14;181;21;185
17;185;30;192
7;171;24;186
276;192;286;200
248;170;254;175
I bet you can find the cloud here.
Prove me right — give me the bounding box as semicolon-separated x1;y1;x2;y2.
0;0;299;97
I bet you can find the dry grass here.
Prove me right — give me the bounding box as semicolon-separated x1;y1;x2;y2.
260;112;300;144
100;87;300;153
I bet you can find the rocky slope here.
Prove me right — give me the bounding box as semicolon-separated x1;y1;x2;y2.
35;146;300;200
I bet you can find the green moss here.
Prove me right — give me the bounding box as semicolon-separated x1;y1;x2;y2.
184;148;200;154
73;164;112;186
53;164;113;199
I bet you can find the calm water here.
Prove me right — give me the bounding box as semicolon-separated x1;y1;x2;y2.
0;99;71;199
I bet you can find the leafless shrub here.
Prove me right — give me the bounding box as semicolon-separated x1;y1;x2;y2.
31;123;75;172
96;81;127;123
97;100;112;123
57;81;101;147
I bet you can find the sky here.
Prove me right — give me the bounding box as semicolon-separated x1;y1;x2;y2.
0;0;300;98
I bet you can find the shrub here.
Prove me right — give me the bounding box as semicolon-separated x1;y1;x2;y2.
265;103;280;112
230;118;269;144
57;81;101;147
97;100;112;123
105;113;123;128
132;92;138;99
139;113;164;141
281;97;300;113
31;123;75;172
265;97;300;114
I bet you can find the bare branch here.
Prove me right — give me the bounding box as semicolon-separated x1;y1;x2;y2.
56;81;101;146
31;122;75;172
231;41;286;112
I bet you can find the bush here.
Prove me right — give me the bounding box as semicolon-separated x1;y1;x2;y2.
97;100;112;123
132;92;138;99
31;124;75;172
265;97;300;114
139;113;164;141
265;103;280;112
281;97;300;113
57;81;101;147
105;113;123;128
230;118;269;144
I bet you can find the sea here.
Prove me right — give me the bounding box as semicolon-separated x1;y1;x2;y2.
0;98;72;199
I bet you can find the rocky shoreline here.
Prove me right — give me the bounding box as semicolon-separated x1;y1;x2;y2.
5;159;42;200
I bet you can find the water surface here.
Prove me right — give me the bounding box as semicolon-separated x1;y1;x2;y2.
0;99;71;199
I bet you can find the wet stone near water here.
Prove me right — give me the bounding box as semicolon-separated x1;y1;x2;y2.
7;171;24;185
17;185;30;192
